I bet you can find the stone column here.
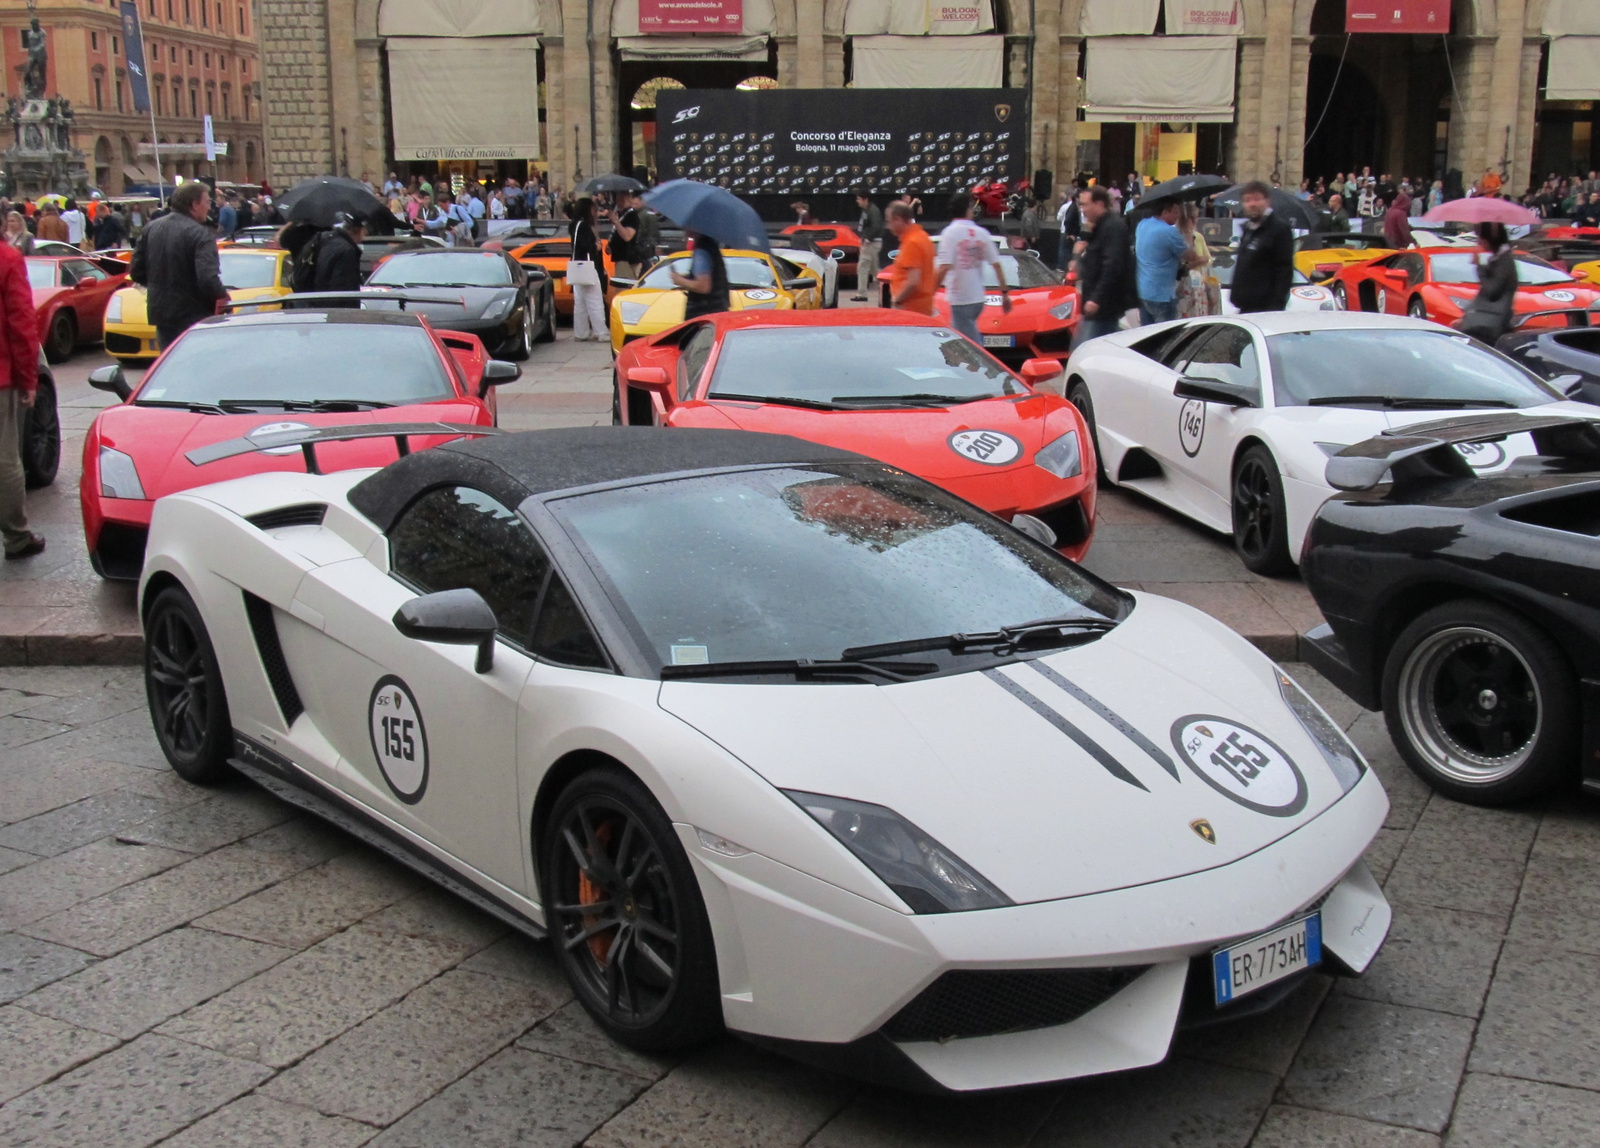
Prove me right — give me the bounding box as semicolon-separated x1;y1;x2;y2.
257;0;335;186
796;0;824;87
326;0;362;177
1254;0;1293;182
1055;36;1081;183
560;0;591;189
1231;38;1265;181
1283;36;1311;188
1509;36;1541;194
1482;0;1527;189
354;39;386;182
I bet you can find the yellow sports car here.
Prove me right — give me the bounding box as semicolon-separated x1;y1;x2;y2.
1294;234;1396;283
609;249;822;353
104;247;293;364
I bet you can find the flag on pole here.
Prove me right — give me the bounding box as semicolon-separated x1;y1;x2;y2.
203;114;216;163
119;1;152;113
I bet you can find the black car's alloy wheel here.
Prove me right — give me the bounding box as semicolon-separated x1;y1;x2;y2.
544;768;721;1051
1383;601;1577;804
21;380;59;488
144;587;233;784
1231;446;1293;575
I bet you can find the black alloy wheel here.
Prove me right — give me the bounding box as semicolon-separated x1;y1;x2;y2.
1067;379;1105;480
143;586;233;784
20;379;59;488
505;305;533;361
1382;600;1577;804
543;768;721;1051
1231;445;1293;575
45;311;75;363
536;286;557;342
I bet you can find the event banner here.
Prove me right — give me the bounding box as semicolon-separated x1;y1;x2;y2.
118;0;152;113
1345;0;1450;34
656;88;1028;195
639;0;743;33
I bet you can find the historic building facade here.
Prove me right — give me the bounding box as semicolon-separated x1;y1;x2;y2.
0;0;267;194
262;1;1589;202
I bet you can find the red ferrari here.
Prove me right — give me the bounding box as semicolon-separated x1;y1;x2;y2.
611;310;1097;559
81;304;520;579
1331;248;1600;328
877;245;1079;368
27;254;128;362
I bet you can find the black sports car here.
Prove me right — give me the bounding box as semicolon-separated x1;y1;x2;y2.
1300;412;1600;805
1497;322;1600;407
363;248;554;360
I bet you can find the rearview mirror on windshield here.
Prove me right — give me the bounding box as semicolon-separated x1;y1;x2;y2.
88;364;131;401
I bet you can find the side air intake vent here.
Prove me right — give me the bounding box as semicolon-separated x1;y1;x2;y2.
247;503;327;531
243;592;304;725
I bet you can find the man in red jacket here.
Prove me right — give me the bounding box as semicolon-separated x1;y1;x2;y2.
0;237;44;559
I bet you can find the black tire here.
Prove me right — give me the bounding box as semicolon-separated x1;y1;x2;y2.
1407;297;1429;321
143;586;233;785
1067;379;1105;481
1333;282;1350;311
1231;445;1294;575
611;373;624;426
536;288;557;342
1381;601;1578;804
45;311;75;363
20;379;59;488
542;767;722;1052
505;309;533;361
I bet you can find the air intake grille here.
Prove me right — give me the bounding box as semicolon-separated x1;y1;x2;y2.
883;966;1150;1043
247;503;327;531
243;591;303;726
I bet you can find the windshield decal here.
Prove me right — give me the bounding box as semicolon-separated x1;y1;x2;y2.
984;668;1148;791
1027;662;1180;781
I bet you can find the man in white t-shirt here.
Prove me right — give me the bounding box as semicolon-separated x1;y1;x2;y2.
934;191;1009;345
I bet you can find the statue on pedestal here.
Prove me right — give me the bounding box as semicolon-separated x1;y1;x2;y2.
22;19;47;102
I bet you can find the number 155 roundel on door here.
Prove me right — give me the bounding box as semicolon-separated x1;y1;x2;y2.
369;675;430;804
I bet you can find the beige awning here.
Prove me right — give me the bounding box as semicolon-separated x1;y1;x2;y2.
851;34;1004;88
122;164;162;183
387;36;542;161
1547;36;1600;100
843;0;995;35
1165;0;1242;36
1080;0;1159;36
377;0;544;37
1084;35;1235;121
1543;0;1600;36
615;35;769;60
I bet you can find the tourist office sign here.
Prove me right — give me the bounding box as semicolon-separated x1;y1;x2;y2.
656;87;1028;195
1345;0;1450;33
639;0;743;33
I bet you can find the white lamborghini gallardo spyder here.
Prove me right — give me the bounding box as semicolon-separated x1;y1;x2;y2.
139;423;1391;1092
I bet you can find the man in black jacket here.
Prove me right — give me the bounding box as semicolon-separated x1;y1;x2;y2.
311;213;366;300
1074;185;1133;343
1230;181;1295;313
129;181;227;347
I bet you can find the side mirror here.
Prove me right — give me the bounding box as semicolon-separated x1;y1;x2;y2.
782;278;813;291
829;249;845;261
1550;373;1586;397
626;366;672;394
88;364;131;400
524;267;548;282
73;277;93;289
478;359;520;396
1175;376;1254;408
610;277;637;288
1011;513;1058;548
392;587;497;673
1020;359;1064;386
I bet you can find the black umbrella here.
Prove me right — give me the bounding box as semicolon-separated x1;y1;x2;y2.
276;176;390;230
643;180;769;254
573;173;646;196
1212;184;1319;230
1138;173;1231;209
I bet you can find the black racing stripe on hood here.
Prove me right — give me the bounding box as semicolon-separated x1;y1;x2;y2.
982;668;1148;792
1026;661;1180;781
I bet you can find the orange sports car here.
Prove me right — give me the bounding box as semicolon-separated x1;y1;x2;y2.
1331;248;1600;329
506;236;617;319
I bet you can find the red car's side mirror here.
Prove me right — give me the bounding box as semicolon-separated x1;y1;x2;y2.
626;366;672;394
1021;359;1063;386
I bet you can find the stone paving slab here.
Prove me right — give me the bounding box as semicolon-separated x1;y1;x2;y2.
1;336;1321;664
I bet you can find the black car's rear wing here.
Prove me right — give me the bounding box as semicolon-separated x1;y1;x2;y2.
217;291;470;312
186;422;503;475
1326;413;1600;492
1509;305;1599;330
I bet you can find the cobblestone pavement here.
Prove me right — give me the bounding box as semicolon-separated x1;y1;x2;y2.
0;662;1596;1146
1;324;1317;663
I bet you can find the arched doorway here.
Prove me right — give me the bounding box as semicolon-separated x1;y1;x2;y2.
1302;53;1386;188
627;78;684;179
616;57;778;180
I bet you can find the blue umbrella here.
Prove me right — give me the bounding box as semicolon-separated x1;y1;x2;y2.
643;179;770;254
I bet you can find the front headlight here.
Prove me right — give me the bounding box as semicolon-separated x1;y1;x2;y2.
1048;298;1077;321
480;297;512;322
99;447;146;500
784;791;1013;913
616;300;651;327
1035;430;1082;480
105;294;123;324
1276;667;1365;793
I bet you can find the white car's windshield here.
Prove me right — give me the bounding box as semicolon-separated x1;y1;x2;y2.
552;464;1124;667
707;326;1025;408
1266;328;1560;409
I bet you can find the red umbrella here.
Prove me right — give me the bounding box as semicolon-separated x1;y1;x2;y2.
1422;197;1539;226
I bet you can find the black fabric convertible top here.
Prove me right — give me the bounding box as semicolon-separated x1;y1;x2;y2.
348;426;868;531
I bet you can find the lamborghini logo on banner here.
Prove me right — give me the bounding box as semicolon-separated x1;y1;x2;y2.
1191;819;1217;844
994;104;1011;123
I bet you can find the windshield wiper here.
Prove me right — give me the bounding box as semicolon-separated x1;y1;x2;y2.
842;616;1118;660
710;393;849;411
133;399;229;414
1307;395;1517;409
219;399;395;412
830;393;990;407
660;657;939;683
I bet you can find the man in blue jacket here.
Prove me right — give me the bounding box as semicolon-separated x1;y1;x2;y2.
1134;200;1197;326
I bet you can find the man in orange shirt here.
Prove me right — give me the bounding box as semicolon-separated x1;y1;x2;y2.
885;202;934;314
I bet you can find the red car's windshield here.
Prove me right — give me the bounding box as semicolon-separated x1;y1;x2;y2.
1429;253;1575;287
